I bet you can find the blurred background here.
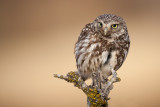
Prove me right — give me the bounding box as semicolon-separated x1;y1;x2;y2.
0;0;160;107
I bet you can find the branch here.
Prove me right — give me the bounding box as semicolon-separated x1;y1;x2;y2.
54;71;120;107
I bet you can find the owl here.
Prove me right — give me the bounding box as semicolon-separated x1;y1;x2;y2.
74;14;130;81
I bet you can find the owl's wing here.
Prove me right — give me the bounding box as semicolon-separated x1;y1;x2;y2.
76;23;94;43
74;23;96;80
75;23;94;56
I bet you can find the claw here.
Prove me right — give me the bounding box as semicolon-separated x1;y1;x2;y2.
116;77;121;82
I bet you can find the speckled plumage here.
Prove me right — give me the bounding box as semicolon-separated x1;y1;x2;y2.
75;14;130;81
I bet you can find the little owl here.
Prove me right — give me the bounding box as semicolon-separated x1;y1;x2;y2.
74;14;130;82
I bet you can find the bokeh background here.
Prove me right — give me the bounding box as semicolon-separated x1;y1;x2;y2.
0;0;160;107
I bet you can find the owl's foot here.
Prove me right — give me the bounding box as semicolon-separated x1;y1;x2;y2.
102;69;121;97
111;69;117;82
91;71;102;90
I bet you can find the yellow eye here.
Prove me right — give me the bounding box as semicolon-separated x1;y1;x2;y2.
98;22;103;28
111;24;118;28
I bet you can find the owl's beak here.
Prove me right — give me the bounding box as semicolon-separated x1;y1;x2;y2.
104;27;108;35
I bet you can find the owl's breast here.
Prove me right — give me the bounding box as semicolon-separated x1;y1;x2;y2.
100;35;130;76
113;35;130;71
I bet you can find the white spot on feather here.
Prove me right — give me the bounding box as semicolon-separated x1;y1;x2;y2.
101;51;109;64
87;43;99;52
79;47;86;53
90;38;96;42
123;49;128;59
81;53;91;71
83;39;89;43
82;43;88;47
78;53;85;65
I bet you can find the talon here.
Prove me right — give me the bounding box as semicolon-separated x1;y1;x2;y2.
116;77;121;82
102;76;108;82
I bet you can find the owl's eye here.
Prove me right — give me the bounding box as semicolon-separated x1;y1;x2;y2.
98;22;103;28
111;24;118;28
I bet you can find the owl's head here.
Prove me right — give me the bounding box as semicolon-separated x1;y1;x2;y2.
93;14;127;38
